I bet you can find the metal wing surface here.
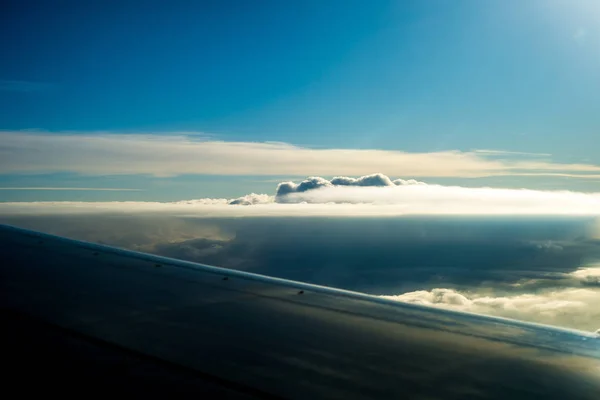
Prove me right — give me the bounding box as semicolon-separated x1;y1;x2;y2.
1;224;599;399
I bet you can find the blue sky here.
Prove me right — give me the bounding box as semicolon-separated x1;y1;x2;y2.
1;0;600;201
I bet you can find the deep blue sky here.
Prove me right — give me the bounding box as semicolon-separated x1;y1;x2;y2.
1;0;599;200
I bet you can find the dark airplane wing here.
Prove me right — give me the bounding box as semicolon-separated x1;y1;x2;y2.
1;223;599;399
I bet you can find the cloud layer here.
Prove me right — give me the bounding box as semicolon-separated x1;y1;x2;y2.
3;131;600;179
382;267;600;331
273;177;600;215
4;174;600;216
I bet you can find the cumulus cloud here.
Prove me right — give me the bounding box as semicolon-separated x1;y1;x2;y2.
384;287;600;331
270;174;600;215
382;267;600;332
571;267;600;286
3;131;600;179
393;178;426;186
276;176;333;197
275;173;420;197
331;173;396;187
228;193;274;205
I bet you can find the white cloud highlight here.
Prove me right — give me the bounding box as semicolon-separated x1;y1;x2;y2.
382;268;600;332
2;131;600;179
571;267;600;285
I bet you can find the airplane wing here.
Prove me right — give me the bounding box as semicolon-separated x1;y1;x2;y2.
1;223;599;399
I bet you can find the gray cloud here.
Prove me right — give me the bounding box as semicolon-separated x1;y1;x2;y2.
276;173;425;199
276;176;333;197
331;173;395;187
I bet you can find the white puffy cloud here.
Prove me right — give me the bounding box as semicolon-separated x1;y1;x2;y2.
393;178;426;186
274;176;600;214
3;131;600;179
571;267;600;286
228;193;274;205
382;268;600;332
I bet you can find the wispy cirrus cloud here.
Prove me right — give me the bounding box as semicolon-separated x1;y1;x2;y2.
573;27;587;43
1;131;600;180
473;149;552;157
0;187;142;191
0;80;54;92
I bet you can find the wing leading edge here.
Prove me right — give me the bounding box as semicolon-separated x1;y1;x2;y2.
1;223;599;399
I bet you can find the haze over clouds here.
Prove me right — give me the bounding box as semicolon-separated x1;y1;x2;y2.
2;213;599;331
2;131;600;179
